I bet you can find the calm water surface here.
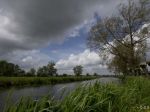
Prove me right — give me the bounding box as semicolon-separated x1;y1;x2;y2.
0;77;120;111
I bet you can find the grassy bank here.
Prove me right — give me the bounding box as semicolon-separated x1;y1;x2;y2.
4;76;150;112
0;76;97;88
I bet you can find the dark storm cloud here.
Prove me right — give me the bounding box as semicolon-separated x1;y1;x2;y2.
0;0;125;54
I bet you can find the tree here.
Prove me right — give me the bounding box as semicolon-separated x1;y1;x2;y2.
37;67;43;76
86;73;90;76
73;65;83;76
30;68;36;76
27;68;36;76
88;0;150;75
93;73;98;76
108;41;144;75
47;62;57;76
37;66;47;77
0;60;25;76
0;60;11;76
37;61;57;77
62;73;68;77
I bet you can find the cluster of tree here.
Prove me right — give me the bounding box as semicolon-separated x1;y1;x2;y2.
86;73;98;76
30;64;84;77
88;0;150;76
0;60;57;77
0;60;25;76
25;62;58;77
37;62;57;76
72;66;98;76
0;60;99;77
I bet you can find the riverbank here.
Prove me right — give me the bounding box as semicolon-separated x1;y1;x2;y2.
5;76;150;112
0;76;97;88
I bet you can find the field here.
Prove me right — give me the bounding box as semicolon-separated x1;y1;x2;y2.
4;76;150;112
0;76;97;88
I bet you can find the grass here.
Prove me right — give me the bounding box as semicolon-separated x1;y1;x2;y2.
4;76;150;112
0;76;97;88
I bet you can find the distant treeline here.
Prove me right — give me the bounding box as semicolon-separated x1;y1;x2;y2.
0;60;58;77
0;60;99;77
0;60;25;77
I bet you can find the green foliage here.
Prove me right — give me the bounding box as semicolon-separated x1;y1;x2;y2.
5;77;150;112
108;42;142;75
0;60;58;77
47;62;57;76
62;74;68;77
37;66;47;77
37;61;57;76
26;68;36;76
5;96;59;112
0;60;25;77
61;77;150;112
0;76;97;88
93;73;98;76
73;65;83;76
86;73;90;76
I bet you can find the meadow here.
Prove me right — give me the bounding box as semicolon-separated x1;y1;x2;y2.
4;76;150;112
0;76;97;88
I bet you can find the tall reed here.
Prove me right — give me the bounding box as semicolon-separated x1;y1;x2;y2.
5;76;150;112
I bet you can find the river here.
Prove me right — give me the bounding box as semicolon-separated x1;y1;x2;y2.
0;77;120;111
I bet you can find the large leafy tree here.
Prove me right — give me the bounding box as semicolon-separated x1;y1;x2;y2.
88;0;150;75
107;41;143;75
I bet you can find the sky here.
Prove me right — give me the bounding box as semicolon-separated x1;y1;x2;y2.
0;0;133;75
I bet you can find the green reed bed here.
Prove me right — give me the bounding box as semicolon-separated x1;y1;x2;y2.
0;76;97;88
4;76;150;112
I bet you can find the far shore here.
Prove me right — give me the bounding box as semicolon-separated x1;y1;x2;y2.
0;76;98;89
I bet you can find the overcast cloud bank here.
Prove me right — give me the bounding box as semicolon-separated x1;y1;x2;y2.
0;0;128;74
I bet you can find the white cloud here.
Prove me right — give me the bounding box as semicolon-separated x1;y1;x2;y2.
0;50;52;70
56;49;112;75
67;19;96;38
56;49;100;68
22;56;33;62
